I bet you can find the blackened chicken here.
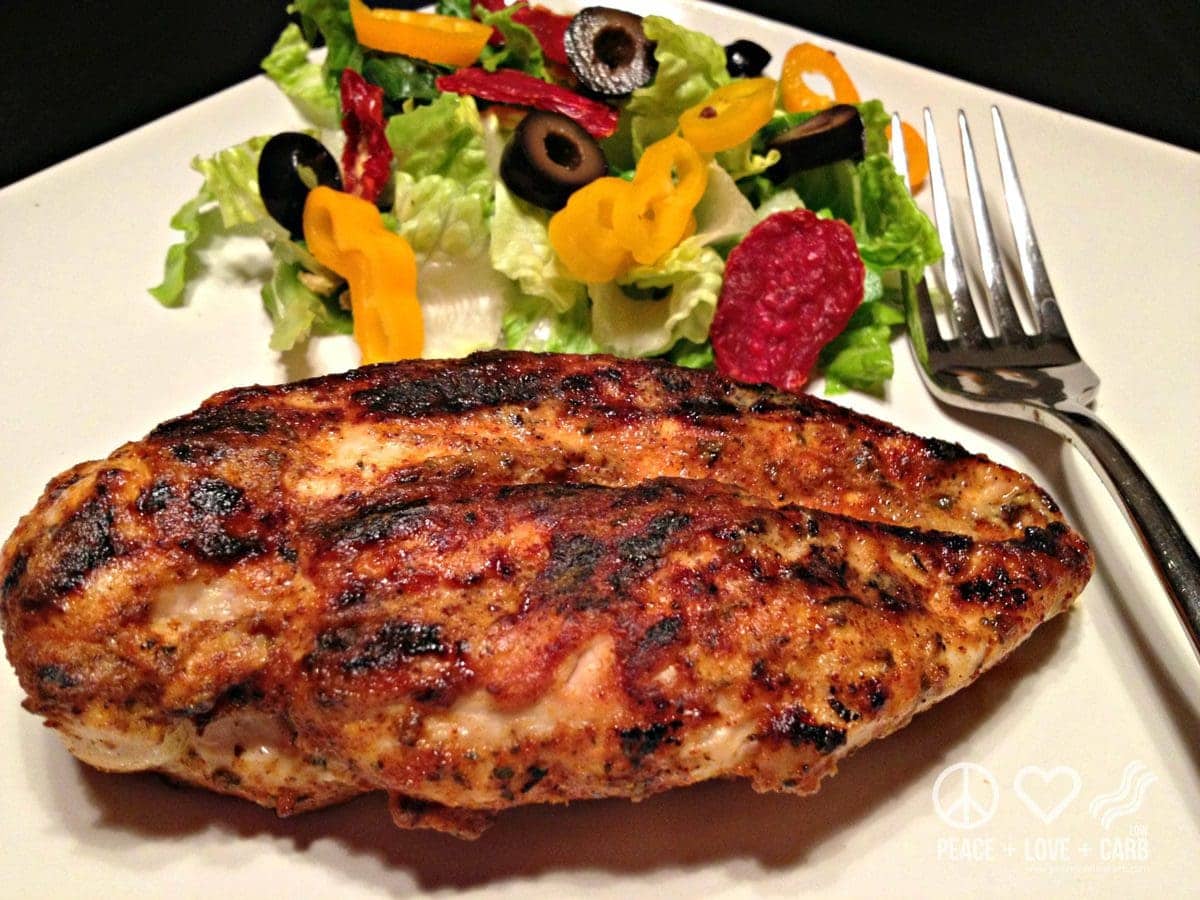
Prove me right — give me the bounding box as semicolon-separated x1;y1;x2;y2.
0;352;1092;837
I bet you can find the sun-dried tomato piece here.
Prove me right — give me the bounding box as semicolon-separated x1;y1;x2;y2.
710;209;865;392
512;5;571;65
339;68;394;204
435;67;619;138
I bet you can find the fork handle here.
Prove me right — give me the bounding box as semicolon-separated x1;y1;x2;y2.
1046;404;1200;661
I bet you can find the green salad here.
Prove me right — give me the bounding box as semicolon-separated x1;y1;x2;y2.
152;0;939;394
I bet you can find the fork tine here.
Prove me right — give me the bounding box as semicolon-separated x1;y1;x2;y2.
991;106;1071;338
957;111;1026;342
923;108;986;345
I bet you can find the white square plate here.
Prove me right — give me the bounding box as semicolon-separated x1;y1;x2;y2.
1;1;1197;895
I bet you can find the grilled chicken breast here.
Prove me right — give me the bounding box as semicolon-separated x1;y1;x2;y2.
1;351;1091;837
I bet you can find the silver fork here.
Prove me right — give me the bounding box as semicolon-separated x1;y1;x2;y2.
893;106;1200;661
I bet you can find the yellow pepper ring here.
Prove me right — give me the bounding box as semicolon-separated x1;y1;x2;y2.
780;42;860;113
348;0;492;68
548;177;635;284
613;135;709;266
303;186;424;365
679;77;778;154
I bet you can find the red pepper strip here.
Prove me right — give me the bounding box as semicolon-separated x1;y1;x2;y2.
339;69;393;204
436;68;619;139
512;6;571;65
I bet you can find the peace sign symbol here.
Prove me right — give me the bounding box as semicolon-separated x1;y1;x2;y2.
932;762;1000;830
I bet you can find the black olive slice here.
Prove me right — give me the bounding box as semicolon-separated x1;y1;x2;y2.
766;104;865;180
501;111;609;211
724;40;771;78
257;132;343;239
564;7;657;97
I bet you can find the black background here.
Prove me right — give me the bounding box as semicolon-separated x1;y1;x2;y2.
1;1;1197;187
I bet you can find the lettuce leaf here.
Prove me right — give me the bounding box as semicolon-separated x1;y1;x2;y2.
260;259;352;351
290;0;362;90
856;154;941;278
666;338;714;369
857;99;892;156
478;4;548;80
390;174;504;357
149;135;273;306
490;183;585;313
502;293;601;355
191;135;272;229
692;161;759;248
149;189;214;307
393;173;492;258
435;0;473;16
381;94;504;355
818;268;904;395
715;141;779;184
418;254;509;358
362;54;443;105
614;16;730;164
753;187;805;221
261;22;339;128
589;239;723;357
386;94;491;187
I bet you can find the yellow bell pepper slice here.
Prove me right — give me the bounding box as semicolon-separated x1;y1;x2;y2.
780;42;860;113
613;135;709;266
678;77;778;154
348;0;492;68
302;186;423;365
548;177;635;284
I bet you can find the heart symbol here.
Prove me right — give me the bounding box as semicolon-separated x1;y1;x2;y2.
1013;766;1081;824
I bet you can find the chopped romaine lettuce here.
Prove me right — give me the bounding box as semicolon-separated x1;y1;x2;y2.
393;173;492;258
434;0;473;17
490;183;585;313
857;99;893;156
478;5;549;80
386;94;491;188
666;338;715;369
856;154;942;277
753;187;805;221
503;293;601;355
291;0;362;91
149;189;214;307
693;162;759;248
261;259;352;351
715;142;779;183
818;268;904;395
261;23;339;129
192;135;272;229
362;54;443;105
418;255;508;358
150;135;273;307
589;238;723;357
